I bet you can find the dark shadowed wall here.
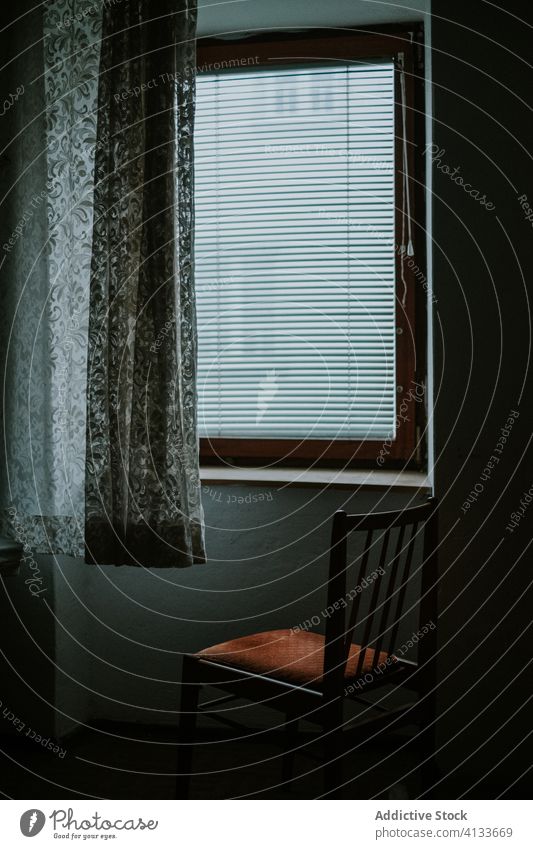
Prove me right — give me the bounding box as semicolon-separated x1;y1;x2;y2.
430;0;532;786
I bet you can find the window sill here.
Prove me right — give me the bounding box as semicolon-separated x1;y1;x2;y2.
200;466;430;492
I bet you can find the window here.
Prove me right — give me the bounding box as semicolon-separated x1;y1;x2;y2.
195;30;425;466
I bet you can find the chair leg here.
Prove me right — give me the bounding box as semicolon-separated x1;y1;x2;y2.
176;658;200;799
322;700;344;798
281;714;300;794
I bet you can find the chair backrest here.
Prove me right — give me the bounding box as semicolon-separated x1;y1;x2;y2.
322;497;438;696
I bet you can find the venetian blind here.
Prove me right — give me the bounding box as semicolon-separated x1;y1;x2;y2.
195;61;396;440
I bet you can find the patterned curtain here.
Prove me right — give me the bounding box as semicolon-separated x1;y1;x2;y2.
0;0;205;568
84;0;205;567
0;0;101;556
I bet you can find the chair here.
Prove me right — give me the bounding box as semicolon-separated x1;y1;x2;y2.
176;497;439;798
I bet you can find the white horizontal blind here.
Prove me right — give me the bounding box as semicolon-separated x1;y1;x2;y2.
195;62;396;440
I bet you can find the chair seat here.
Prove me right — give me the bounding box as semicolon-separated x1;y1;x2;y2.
194;629;397;688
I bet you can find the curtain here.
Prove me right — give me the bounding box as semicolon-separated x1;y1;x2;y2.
0;0;101;556
0;0;205;568
85;0;205;567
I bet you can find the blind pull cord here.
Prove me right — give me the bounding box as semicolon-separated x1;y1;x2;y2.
398;52;413;308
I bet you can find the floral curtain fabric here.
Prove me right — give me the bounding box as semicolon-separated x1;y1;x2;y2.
85;0;205;567
0;0;101;556
0;0;205;568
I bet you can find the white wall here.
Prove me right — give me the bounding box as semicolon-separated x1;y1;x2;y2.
197;0;429;36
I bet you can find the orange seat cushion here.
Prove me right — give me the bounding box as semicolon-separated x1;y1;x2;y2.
194;629;396;687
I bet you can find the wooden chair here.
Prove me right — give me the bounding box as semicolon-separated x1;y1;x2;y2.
176;497;439;798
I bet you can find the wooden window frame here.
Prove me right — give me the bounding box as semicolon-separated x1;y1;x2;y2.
196;25;427;469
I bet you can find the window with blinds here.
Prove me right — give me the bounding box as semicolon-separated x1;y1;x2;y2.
195;61;397;445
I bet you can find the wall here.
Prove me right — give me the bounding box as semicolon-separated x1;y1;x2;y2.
431;0;532;786
0;559;57;741
54;557;93;738
197;0;429;36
